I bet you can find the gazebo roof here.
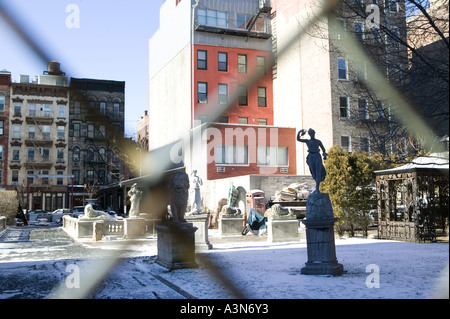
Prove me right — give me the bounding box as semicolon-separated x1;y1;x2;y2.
374;155;449;175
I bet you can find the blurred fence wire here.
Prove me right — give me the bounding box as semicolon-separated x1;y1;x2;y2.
0;0;446;299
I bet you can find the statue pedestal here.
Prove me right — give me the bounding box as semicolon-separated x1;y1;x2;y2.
301;192;343;276
155;222;198;270
267;216;299;243
123;217;146;239
219;214;244;236
186;213;213;250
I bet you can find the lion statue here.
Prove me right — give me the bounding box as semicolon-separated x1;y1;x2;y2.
168;170;190;223
264;204;294;219
79;204;109;220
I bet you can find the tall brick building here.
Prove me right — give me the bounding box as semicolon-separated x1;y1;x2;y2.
0;70;11;188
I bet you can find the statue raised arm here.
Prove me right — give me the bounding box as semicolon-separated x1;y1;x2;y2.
297;128;327;192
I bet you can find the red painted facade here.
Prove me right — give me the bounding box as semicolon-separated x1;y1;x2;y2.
205;124;297;180
0;72;10;186
193;44;274;126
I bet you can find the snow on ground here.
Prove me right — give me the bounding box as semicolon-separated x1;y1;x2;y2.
0;227;448;299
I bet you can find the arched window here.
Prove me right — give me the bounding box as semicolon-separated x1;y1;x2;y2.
86;147;95;161
72;146;80;161
98;147;106;162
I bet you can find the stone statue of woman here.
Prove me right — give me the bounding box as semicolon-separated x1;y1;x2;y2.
189;170;203;214
297;128;328;192
128;183;142;218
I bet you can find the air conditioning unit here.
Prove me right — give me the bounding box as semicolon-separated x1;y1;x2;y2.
280;167;288;173
217;167;225;173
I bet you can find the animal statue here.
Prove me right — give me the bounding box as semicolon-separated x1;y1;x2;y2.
168;170;190;223
80;204;109;220
265;204;294;219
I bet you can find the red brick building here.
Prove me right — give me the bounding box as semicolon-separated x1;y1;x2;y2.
0;71;11;187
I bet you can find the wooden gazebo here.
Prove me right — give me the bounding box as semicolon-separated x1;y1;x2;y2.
374;155;449;242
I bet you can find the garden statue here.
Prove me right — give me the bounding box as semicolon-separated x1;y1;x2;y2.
168;170;190;223
128;183;143;218
297;128;328;192
79;204;109;220
189;170;203;214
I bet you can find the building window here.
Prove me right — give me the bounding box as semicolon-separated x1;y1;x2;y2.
74;101;81;114
73;147;80;161
12;124;21;139
238;117;248;124
388;0;398;12
27;170;34;184
360;137;370;153
87;124;94;139
238;54;247;73
215;145;248;165
198;82;208;103
335;18;345;40
57;171;64;185
113;103;120;117
72;170;80;184
198;9;227;28
258;87;267;107
57;126;65;140
99;125;106;138
87;170;94;185
218;83;228;104
198;115;208;124
57;105;66;118
354;22;364;41
12;147;20;161
339;96;349;118
41;148;50;161
0;145;4;160
0;96;4;112
28;125;35;139
258;118;268;125
11;170;19;184
217;116;229;123
257;146;288;166
86;148;95;161
27;148;35;162
198;50;207;70
100;102;106;115
338;58;348;80
358;98;368;120
238;85;248;106
237;13;266;31
98;147;106;161
257;56;266;75
73;122;81;137
43;104;51;117
341;136;351;152
0;120;3;135
57;148;64;162
41;125;51;139
98;170;106;184
29;104;36;116
14;103;21;117
218;52;227;71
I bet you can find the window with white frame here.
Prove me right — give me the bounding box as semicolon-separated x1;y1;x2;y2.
257;56;266;75
12;124;21;139
11;170;19;184
218;52;227;71
341;136;351;152
238;54;247;73
339;96;349;118
0;120;3;135
43;104;51;117
29;104;36;116
0;145;3;160
14;103;21;116
27;147;35;161
338;58;348;80
57;126;65;140
41;125;50;139
354;21;364;41
218;83;228;104
258;87;267;107
57;148;64;162
12;146;20;161
198;82;208;103
257;146;288;166
0;96;5;112
215;145;248;165
358;98;368;120
360;137;370;153
57;104;66;118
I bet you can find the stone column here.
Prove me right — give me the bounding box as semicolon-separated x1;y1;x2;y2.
93;220;104;241
301;192;344;276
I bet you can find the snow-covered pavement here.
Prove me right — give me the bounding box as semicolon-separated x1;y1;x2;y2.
0;227;448;300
